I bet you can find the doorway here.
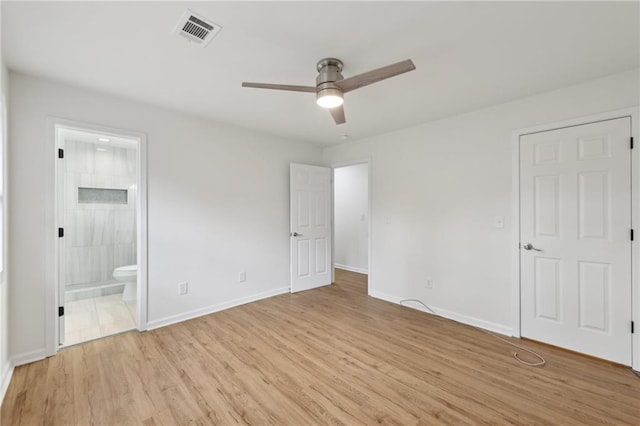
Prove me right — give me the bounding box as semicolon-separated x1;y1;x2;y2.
54;123;146;347
333;163;370;291
518;117;632;365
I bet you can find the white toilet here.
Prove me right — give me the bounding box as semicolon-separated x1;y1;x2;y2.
113;264;137;301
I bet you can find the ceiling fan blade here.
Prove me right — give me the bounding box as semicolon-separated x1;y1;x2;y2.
329;105;346;125
335;59;416;93
241;82;317;93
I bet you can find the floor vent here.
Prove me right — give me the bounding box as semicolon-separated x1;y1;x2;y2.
173;9;221;47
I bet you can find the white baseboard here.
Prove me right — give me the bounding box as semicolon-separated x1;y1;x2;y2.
334;264;368;274
369;290;513;336
1;361;14;405
2;348;49;404
11;348;48;367
147;286;290;331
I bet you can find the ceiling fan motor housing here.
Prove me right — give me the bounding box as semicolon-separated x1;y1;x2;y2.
316;58;344;85
316;58;344;105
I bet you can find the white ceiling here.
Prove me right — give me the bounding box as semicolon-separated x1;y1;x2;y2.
3;1;639;146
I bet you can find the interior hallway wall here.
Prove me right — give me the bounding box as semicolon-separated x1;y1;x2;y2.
334;164;368;273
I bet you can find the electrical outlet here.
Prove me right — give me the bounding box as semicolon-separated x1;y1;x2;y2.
179;281;188;295
238;271;246;282
426;277;433;290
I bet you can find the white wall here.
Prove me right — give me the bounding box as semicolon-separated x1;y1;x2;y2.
0;2;12;402
8;72;322;360
334;164;368;273
323;69;640;334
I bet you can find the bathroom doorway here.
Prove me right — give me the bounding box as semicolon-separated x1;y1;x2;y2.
54;124;146;347
333;163;370;292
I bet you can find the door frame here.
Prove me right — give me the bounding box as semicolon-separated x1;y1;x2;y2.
45;118;148;356
511;107;639;370
330;159;372;295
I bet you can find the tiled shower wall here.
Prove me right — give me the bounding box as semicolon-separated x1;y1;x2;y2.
65;140;137;287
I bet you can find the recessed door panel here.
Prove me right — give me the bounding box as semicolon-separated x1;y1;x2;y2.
534;141;561;165
297;240;311;278
314;191;327;228
578;172;609;240
534;175;560;238
297;191;310;228
315;238;327;274
578;135;611;160
534;257;561;322
578;261;610;333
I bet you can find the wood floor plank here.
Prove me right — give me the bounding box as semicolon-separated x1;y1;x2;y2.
2;269;639;425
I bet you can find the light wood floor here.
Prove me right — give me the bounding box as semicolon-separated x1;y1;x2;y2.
2;270;639;425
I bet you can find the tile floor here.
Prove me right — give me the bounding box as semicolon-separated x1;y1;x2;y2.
64;293;137;346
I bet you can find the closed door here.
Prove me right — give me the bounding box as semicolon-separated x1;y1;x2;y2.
520;117;632;365
290;163;332;293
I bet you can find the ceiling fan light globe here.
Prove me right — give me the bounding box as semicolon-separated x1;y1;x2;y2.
316;88;344;108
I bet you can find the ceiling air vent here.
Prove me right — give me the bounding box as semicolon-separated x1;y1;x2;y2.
173;9;222;47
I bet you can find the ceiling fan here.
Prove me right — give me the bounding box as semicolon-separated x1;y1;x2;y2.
242;58;416;125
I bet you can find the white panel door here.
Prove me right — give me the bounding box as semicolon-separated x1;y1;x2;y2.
520;118;632;365
290;163;332;293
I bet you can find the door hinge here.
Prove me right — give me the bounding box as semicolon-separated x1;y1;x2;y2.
58;148;64;159
631;229;634;241
58;227;64;238
631;137;634;150
632;321;635;334
58;306;64;317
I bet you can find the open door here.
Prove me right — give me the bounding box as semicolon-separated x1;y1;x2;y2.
290;163;332;293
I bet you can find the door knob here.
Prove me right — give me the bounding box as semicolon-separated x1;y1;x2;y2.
522;243;542;251
291;232;303;237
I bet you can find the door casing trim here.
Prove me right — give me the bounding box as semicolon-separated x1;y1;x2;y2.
45;118;148;356
511;107;640;370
